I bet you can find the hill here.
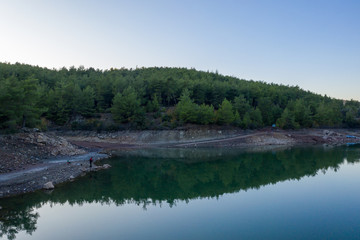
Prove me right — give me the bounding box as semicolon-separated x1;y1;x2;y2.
0;62;359;131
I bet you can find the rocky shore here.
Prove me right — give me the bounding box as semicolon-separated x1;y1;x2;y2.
0;130;110;198
0;153;109;198
0;131;86;174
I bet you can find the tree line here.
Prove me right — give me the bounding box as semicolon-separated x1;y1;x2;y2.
0;62;359;131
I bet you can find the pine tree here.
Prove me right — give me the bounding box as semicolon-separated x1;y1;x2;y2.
20;77;44;127
250;108;263;128
233;111;242;127
242;112;252;129
197;104;215;125
216;99;234;125
276;108;299;129
0;77;23;129
175;89;198;123
293;99;312;127
78;86;95;117
111;87;141;123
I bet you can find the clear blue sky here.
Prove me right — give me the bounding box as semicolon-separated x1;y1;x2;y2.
0;0;359;100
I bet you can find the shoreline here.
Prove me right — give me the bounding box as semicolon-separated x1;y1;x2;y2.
1;128;360;199
0;152;109;199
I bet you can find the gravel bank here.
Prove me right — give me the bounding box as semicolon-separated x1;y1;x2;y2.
0;152;108;198
0;131;109;198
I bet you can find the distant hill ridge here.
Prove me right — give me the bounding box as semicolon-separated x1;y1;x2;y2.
0;62;359;131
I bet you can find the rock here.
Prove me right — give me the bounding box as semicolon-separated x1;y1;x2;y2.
43;182;54;190
102;164;111;169
37;134;47;143
97;134;105;139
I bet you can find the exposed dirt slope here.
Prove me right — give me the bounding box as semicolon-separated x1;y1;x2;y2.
61;128;360;150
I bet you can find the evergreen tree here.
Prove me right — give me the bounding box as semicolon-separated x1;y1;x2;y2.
77;86;95;117
146;94;160;113
345;107;359;127
216;99;234;125
175;89;198;123
242;112;252;129
0;77;23;129
233;111;242;127
0;76;44;129
20;77;44;127
233;95;251;117
257;97;275;126
197;104;215;125
293;99;312;128
314;102;342;127
111;87;141;123
276;108;299;129
250;108;263;129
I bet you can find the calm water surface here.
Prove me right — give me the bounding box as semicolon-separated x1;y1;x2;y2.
1;146;360;240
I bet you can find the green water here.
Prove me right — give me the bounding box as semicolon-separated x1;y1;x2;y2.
1;146;360;240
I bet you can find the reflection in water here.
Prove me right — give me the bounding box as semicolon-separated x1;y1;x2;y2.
0;145;359;239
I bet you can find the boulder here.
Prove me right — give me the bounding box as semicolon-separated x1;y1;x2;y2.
43;182;54;190
37;134;48;144
102;164;111;169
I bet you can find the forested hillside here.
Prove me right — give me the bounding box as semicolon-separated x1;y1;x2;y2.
0;62;359;131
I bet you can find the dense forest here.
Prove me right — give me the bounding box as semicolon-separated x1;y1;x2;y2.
0;62;359;132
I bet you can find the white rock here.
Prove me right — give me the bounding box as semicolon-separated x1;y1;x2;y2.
43;182;54;190
102;164;111;169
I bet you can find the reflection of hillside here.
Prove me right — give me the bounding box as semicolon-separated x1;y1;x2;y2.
1;146;359;239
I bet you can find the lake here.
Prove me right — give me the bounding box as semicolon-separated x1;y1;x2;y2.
1;145;360;240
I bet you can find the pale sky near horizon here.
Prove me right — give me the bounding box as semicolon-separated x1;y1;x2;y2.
0;0;359;100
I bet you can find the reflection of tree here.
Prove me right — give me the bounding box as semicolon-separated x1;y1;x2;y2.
0;207;38;240
0;145;359;239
